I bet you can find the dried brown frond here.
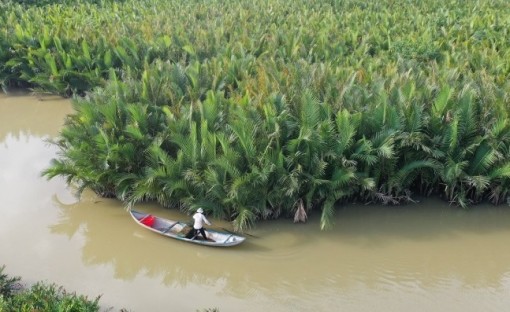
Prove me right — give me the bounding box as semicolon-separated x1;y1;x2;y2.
293;198;308;223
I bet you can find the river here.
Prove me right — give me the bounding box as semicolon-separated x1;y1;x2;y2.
1;92;510;312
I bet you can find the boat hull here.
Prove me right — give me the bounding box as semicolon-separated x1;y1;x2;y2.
129;210;245;247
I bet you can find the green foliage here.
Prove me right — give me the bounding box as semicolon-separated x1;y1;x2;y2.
5;0;504;230
4;282;100;312
0;266;20;299
0;266;100;312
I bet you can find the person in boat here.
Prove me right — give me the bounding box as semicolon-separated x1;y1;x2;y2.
190;208;211;240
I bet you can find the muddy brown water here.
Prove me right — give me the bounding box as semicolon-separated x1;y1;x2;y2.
1;92;510;312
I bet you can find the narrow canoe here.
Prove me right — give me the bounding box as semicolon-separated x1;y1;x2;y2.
129;210;246;247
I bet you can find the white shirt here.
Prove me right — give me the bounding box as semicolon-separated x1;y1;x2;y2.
193;212;211;229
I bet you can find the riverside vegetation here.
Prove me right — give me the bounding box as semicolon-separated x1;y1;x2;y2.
0;265;101;311
0;265;219;312
1;0;510;231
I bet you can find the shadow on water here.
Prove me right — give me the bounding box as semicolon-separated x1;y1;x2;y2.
326;198;510;245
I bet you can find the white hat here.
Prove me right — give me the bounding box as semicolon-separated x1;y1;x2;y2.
197;208;204;213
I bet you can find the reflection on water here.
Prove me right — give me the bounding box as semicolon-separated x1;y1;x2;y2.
2;92;510;312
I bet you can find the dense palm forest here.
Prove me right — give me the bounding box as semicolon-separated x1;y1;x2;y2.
1;0;509;230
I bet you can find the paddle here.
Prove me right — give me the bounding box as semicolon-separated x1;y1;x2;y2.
219;227;259;238
191;212;259;238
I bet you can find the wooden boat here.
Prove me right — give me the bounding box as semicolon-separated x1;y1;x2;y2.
129;210;246;247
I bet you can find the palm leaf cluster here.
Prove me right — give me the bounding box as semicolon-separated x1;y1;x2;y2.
1;0;508;230
45;61;510;231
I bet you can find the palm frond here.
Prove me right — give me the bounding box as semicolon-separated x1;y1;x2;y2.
320;197;336;230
